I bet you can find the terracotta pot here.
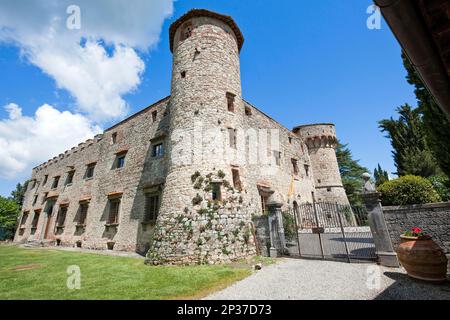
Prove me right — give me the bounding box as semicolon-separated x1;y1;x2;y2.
396;235;448;282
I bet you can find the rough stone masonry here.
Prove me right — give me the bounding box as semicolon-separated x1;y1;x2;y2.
14;9;351;265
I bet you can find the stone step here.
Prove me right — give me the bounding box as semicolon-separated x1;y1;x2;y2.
23;240;56;248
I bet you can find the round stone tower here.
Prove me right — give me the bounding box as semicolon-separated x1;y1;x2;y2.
293;124;350;205
146;9;255;265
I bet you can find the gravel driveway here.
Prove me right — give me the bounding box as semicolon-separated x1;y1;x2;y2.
205;258;450;300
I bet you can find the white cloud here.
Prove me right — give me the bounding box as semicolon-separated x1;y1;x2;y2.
30;42;145;121
0;0;174;122
0;103;102;179
0;1;174;179
4;103;22;120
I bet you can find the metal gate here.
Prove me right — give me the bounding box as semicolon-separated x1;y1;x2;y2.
278;202;376;263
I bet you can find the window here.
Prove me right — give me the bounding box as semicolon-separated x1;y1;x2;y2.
152;143;164;157
20;212;29;227
291;159;299;175
180;71;186;78
327;187;332;192
245;105;252;116
30;180;36;189
273;151;281;166
108;198;120;224
78;203;88;225
65;171;75;185
144;194;160;222
31;212;40;229
56;206;68;227
180;22;193;41
85;163;96;179
304;164;310;177
152;111;157;122
32;195;38;206
117;155;126;168
43;175;48;185
111;132;117;144
261;194;269;214
114;154;126;169
228;128;237;149
226;92;235;112
232;169;242;191
51;176;60;189
211;183;222;201
288;137;292;144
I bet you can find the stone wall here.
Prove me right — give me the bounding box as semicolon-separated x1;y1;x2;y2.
15;97;170;254
383;202;450;253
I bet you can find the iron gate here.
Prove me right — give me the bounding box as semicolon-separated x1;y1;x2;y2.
278;202;376;262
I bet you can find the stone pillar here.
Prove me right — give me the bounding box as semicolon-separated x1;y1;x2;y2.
268;201;286;257
361;174;399;267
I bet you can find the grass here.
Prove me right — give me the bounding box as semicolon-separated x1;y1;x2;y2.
0;245;270;300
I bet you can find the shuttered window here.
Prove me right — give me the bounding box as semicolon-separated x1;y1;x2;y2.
108;199;120;224
144;194;159;222
56;207;67;227
79;203;88;225
31;212;40;229
20;212;29;226
85;163;96;179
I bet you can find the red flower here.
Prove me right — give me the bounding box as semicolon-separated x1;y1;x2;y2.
411;227;422;234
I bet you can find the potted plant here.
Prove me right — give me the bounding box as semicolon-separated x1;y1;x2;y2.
396;227;448;282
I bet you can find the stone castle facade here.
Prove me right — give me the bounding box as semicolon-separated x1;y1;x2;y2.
14;9;350;264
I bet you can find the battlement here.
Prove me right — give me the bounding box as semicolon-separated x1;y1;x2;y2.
31;96;170;175
293;123;338;149
169;9;244;53
32;134;103;174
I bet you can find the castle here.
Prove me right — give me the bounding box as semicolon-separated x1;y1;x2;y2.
14;9;350;265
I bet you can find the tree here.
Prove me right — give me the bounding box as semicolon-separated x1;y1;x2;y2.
336;142;369;206
402;53;450;178
10;181;28;208
379;104;441;177
374;164;389;187
0;196;20;240
427;175;450;202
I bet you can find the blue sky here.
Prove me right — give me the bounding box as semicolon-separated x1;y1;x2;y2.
0;0;417;196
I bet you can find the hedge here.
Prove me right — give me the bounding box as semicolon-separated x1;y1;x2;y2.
377;175;441;206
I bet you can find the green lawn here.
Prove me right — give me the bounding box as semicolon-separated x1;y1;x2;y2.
0;245;264;300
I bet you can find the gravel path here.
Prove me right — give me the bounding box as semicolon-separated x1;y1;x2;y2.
205;258;450;300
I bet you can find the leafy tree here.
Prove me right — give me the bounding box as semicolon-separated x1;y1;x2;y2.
0;196;20;240
374;164;389;187
10;181;28;208
427;175;450;202
402;53;450;178
379;104;441;177
336;142;369;206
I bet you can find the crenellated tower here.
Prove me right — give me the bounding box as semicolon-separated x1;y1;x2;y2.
293;124;350;205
